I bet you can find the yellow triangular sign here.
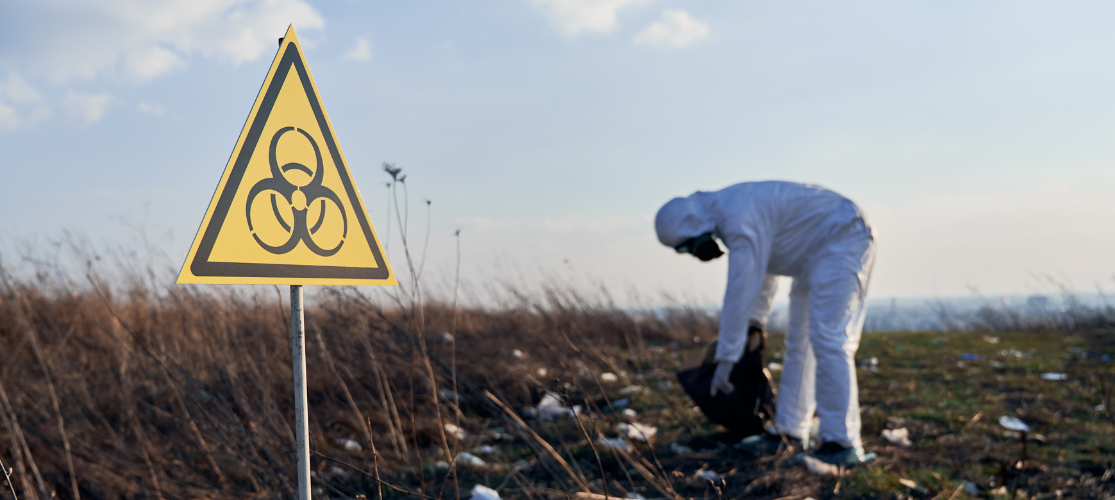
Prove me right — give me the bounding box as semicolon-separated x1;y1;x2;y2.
178;26;395;285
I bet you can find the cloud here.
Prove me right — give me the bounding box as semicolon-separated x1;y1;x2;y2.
633;9;709;48
136;101;166;116
342;37;372;62
63;91;113;124
530;0;650;37
0;0;326;84
0;72;51;130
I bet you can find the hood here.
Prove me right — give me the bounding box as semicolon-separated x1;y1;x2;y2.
654;194;715;248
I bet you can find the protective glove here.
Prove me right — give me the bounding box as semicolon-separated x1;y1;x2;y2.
709;361;735;396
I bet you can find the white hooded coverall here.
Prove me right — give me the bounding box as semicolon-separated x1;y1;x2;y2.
655;181;875;449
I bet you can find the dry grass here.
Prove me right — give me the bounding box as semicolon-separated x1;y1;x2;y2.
0;254;723;500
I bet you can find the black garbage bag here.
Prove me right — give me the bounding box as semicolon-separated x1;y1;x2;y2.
676;326;775;440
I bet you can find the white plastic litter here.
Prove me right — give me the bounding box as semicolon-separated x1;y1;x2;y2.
617;422;657;442
600;372;619;383
624;493;646;500
512;349;525;359
441;332;455;343
670;442;694;456
619;385;646;395
767;362;782;372
471;484;501;500
881;427;911;447
596;436;633;452
696;470;721;482
622;408;637;418
1041;373;1067;381
535;392;582;420
961;481;979;495
998;416;1030;432
445;423;468;440
982;336;1000;344
898;478;925;492
455;452;488;468
1097;404;1106;412
803;455;842;476
536;368;548;377
471;445;498;454
336;438;362;451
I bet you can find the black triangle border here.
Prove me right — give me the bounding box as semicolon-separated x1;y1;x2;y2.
190;44;389;280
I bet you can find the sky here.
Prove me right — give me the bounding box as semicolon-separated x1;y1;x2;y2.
1;0;1113;306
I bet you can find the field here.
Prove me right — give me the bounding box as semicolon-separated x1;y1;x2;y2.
0;273;1113;500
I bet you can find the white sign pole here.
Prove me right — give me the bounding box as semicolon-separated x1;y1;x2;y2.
290;284;311;500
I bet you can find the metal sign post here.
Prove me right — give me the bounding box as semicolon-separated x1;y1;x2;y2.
290;285;311;500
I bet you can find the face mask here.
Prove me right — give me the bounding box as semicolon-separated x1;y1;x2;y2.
675;232;724;261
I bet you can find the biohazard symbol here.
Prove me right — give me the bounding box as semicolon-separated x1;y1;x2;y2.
245;126;347;256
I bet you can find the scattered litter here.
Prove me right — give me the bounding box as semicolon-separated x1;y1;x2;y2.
435;460;450;471
998;416;1030;432
696;470;722;482
624;493;646;500
609;398;630;410
1041;373;1067;381
990;361;1003;368
600;372;619;383
957;361;965;368
870;357;879;366
445;423;468;440
596;436;633;452
327;465;351;478
881;427;911;447
535;392;582;420
898;478;926;493
657;380;674;389
768;362;782;372
512;349;525;359
669;442;693;457
485;427;511;440
471;484;501;500
1001;349;1032;359
536;368;548;377
619;385;647;395
959;354;984;361
336;438;362;451
441;332;454;343
471;444;498;454
961;481;979;495
622;408;637;418
982;335;1000;344
454;452;488;469
1103;354;1112;362
1095;404;1106;412
803;455;841;476
617;422;657;441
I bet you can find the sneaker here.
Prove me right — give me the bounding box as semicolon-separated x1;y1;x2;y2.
735;432;808;457
805;441;877;466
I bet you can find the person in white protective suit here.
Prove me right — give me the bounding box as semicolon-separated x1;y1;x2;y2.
655;181;876;466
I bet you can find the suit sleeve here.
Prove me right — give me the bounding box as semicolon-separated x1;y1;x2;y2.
715;237;772;363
